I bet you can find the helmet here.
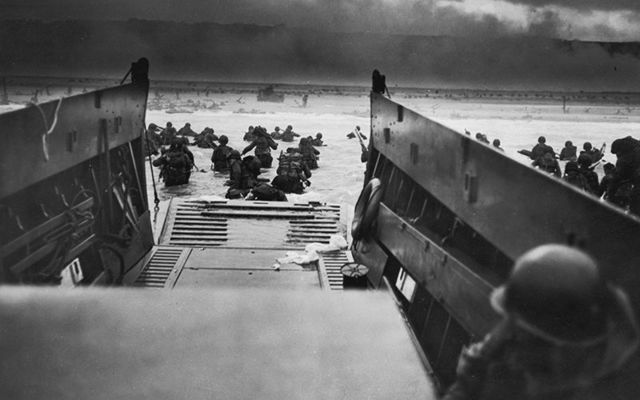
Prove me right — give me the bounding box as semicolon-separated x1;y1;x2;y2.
254;126;267;137
227;150;241;160
611;136;639;155
603;162;615;173
219;135;229;145
564;161;579;173
491;244;608;343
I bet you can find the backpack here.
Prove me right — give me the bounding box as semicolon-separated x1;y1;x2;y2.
252;183;287;201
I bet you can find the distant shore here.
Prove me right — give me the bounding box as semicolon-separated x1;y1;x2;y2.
4;75;640;110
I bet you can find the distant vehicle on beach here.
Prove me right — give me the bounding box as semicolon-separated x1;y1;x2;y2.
257;85;285;102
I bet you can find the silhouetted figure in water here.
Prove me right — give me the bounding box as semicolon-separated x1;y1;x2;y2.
531;136;555;161
581;142;604;164
559;140;577;161
242;126;278;168
178;122;198;137
533;152;561;177
211;135;233;172
152;138;193;187
577;154;601;196
476;132;489;144
281;125;300;142
492;139;504;151
563;161;589;191
347;126;367;140
371;69;390;97
311;133;323;146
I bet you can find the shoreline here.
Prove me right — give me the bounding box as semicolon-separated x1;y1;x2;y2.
4;75;640;108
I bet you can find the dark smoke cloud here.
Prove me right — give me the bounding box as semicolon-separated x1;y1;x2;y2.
2;19;639;92
1;0;638;41
0;0;441;34
502;0;640;12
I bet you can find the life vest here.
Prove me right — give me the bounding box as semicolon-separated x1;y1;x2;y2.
351;178;383;240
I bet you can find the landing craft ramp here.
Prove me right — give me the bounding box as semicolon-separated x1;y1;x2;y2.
0;77;435;399
125;199;352;290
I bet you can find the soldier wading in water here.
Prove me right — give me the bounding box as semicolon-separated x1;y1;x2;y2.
152;138;194;187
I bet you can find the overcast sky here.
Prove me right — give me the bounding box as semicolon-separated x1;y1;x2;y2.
1;0;639;42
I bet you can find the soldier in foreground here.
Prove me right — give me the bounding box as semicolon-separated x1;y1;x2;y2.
442;244;638;400
608;136;640;214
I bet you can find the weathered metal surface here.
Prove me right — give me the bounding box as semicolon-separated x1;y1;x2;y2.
0;288;435;399
131;246;191;288
363;93;640;394
160;199;342;249
0;83;148;198
317;251;353;290
377;204;499;335
370;93;640;301
171;247;320;289
0;81;151;285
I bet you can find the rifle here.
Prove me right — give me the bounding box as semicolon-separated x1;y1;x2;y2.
599;142;607;160
354;129;369;163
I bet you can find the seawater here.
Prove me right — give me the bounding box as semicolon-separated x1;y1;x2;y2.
145;89;640;210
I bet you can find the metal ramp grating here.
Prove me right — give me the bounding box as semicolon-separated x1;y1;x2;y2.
133;247;189;288
160;200;343;249
287;218;340;246
318;251;354;291
167;202;229;246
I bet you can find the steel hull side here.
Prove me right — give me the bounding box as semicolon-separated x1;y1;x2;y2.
0;82;152;285
369;92;640;306
376;204;499;336
360;93;640;393
0;83;149;198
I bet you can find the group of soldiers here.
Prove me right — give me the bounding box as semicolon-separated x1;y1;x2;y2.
518;135;640;214
230;124;323;200
469;130;504;151
146;122;325;201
